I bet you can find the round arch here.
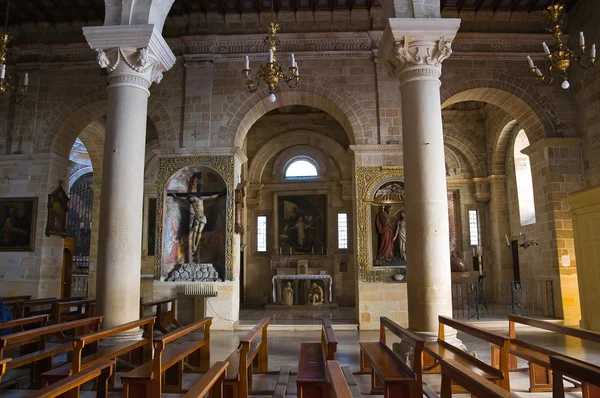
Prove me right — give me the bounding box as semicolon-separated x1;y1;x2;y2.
443;128;486;177
248;130;352;183
444;144;473;177
440;73;567;142
216;82;373;147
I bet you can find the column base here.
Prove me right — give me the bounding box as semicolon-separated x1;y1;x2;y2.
99;328;144;346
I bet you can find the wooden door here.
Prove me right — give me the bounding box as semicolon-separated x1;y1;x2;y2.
61;237;76;298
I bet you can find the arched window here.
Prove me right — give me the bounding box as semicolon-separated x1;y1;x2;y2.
284;158;319;179
514;129;536;226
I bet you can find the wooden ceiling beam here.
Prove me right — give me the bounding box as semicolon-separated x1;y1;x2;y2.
491;0;503;12
509;0;520;12
473;0;485;12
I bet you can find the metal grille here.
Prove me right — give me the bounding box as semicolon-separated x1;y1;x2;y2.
67;179;94;278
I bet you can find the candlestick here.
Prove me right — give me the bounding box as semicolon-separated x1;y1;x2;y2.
580;31;585;47
245;55;249;70
24;73;29;86
542;42;550;55
527;56;534;69
505;235;510;247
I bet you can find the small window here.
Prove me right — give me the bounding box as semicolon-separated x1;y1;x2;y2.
337;213;348;249
257;216;267;252
469;210;479;246
284;158;318;179
514;129;536;226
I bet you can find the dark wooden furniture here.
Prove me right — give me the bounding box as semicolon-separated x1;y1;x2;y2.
183;361;230;398
503;314;600;392
140;298;182;334
121;317;212;397
0;357;10;385
0;315;49;335
40;316;155;390
440;359;518;398
424;315;511;392
29;360;114;398
297;316;338;398
50;299;95;324
550;355;600;398
224;317;269;398
326;360;356;398
359;316;424;398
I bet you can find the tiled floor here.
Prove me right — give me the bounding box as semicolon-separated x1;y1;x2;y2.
1;321;598;397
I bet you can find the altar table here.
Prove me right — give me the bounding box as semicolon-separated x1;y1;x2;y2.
271;275;332;304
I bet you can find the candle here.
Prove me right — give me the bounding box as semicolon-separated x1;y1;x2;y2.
279;247;282;255
311;247;314;255
291;53;295;66
527;55;534;69
542;42;550;55
295;64;299;76
478;263;483;276
289;247;292;255
0;64;5;79
592;44;596;58
472;248;476;257
321;247;324;255
245;55;249;70
535;67;543;77
269;49;273;63
505;235;510;247
580;31;585;46
520;232;525;242
23;72;29;86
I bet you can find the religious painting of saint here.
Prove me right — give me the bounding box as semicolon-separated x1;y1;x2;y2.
371;204;407;267
0;197;38;251
45;181;69;237
278;194;326;255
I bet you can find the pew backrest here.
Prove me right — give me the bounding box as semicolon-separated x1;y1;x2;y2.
550;354;600;396
440;359;518;398
30;359;114;398
321;317;338;360
508;315;600;344
140;297;180;334
183;361;229;398
380;316;425;386
0;315;49;333
326;360;353;398
50;299;95;324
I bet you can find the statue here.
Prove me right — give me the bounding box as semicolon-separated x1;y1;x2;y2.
282;282;294;306
393;210;407;261
375;205;395;261
307;282;324;305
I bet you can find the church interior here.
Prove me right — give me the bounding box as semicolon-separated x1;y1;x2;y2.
1;0;600;396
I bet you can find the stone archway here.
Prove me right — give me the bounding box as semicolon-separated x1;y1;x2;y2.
214;83;373;147
443;130;486;177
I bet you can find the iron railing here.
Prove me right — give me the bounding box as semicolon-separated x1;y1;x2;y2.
452;279;555;320
67;179;93;297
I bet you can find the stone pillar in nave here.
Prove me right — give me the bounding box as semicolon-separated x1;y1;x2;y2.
379;18;461;334
83;25;175;333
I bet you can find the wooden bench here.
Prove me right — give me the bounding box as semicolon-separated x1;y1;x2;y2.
40;316;155;389
504;314;600;392
224;317;269;398
0;315;49;335
183;361;229;398
0;317;103;387
0;357;10;385
50;299;95;324
326;360;362;398
297;316;338;398
121;317;212;397
424;315;511;392
440;359;518;398
15;298;64;319
29;360;114;398
550;355;600;398
140;298;182;334
359;316;424;398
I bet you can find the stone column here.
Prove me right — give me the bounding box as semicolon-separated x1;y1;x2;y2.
83;26;175;331
379;19;460;333
488;175;512;297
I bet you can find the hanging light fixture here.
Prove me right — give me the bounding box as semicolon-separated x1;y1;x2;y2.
242;0;300;102
0;0;28;104
526;1;596;90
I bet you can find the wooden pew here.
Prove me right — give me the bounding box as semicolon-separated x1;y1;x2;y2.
140;297;181;334
50;299;95;324
424;316;511;392
0;357;10;385
440;359;518;398
40;316;155;389
15;298;63;319
504;314;600;392
0;317;103;387
121;317;212;397
326;360;361;398
224;317;269;398
29;360;114;398
297;316;339;398
2;296;46;319
184;361;230;398
550;355;600;398
0;315;49;335
359;316;424;398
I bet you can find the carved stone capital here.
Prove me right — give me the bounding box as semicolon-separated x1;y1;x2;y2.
379;18;460;84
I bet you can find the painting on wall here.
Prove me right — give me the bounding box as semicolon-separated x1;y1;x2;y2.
278;194;326;255
45;181;69;237
0;197;38;251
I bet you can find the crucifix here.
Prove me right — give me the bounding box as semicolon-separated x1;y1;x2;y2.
168;173;225;263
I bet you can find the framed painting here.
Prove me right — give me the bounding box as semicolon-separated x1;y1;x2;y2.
278;194;326;255
45;181;69;237
0;197;38;251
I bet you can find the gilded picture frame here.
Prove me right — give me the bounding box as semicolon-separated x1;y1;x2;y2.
0;197;38;251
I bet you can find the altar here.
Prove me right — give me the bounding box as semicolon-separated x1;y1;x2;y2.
271;274;333;305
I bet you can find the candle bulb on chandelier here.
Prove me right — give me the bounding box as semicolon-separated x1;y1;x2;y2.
592;44;596;59
542;42;550;55
23;73;28;86
527;56;535;69
295;64;299;76
291;53;295;67
245;55;249;70
580;31;585;47
269;49;273;63
0;64;5;79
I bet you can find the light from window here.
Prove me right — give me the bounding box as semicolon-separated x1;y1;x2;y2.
285;159;318;178
514;129;536;226
257;216;267;252
338;213;348;249
469;210;479;246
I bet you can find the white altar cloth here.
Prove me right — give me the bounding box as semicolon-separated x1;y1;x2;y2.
271;274;332;303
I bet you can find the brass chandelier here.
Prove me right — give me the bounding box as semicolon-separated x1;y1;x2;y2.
526;1;596;90
242;1;300;102
0;0;28;104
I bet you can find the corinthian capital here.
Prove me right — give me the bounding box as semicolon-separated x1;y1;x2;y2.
390;36;452;73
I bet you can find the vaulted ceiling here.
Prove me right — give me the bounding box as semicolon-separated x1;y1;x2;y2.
0;0;578;25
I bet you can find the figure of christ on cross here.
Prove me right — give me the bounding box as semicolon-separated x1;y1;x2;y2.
167;173;226;263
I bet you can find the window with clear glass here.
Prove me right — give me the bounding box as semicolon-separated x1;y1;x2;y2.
337;213;348;249
257;215;267;252
514;129;537;226
469;209;479;246
284;158;318;179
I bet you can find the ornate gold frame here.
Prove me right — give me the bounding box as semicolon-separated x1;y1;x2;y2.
355;166;404;282
155;156;235;281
